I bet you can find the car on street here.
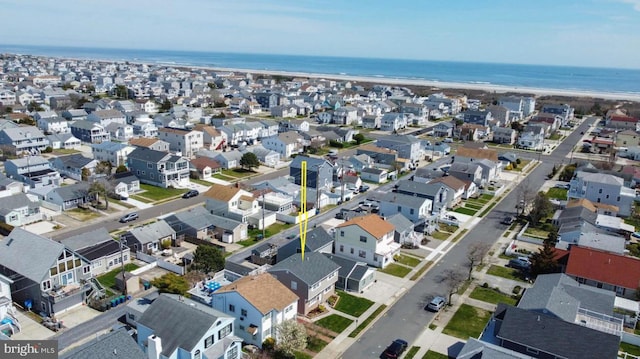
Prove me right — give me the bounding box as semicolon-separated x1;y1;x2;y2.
182;189;199;199
119;212;139;223
508;257;531;271
426;296;446;312
381;339;408;359
501;216;515;225
359;184;370;192
286;234;296;239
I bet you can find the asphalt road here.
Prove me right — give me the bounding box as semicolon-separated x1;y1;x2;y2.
341;116;596;359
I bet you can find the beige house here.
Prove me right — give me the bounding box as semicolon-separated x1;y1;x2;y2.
334;214;399;268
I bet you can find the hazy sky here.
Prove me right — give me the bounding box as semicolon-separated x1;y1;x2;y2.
2;0;640;69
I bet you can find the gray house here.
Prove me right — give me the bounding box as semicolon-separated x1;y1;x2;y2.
323;253;375;293
4;155;61;188
60;328;146;359
45;182;96;211
69;120;110;143
61;227;131;276
290;156;334;190
162;206;217;240
49;153;98;181
386;213;417;246
0;193;42;227
277;227;334;262
376;134;422;163
463;110;493;126
127;147;190;188
120;220;177;255
0;228;92;316
395;180;450;214
268;252;340;315
0;126;49;155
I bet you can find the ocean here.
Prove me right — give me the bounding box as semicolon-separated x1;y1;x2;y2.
2;44;639;95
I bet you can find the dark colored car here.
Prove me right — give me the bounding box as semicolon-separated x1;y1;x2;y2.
501;216;515;225
359;184;370;192
119;212;139;223
182;189;199;199
381;339;408;359
508;257;531;271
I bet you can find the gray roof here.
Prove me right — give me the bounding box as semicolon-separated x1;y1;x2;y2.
290;155;332;170
1;126;46;140
495;304;619;359
0;228;65;282
576;171;624;186
457;338;532;359
268;252;340;286
91;141;130;152
126;220;175;245
47;132;79;144
50;182;90;201
60;328;145;359
128;147;169;163
209;214;244;231
379;191;431;208
138;294;231;356
52;153;94;168
556;206;598;225
61;227;115;251
277;227;333;261
0;193;38;216
70;120;103;130
376;134;421;144
450;162;481;174
386;213;414;233
163;206;215;231
396;179;443;198
7;155;49;167
323;253;371;282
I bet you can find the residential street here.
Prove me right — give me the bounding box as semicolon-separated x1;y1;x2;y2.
339;116;596;359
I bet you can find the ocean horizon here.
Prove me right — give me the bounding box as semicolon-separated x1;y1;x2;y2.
2;44;640;95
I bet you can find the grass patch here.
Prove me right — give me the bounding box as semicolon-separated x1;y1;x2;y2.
395;254;421;267
314;314;353;334
248;222;294;240
451;229;468;242
405;346;420;359
524;227;550;239
129;195;153;203
235;238;260;247
349;305;386;338
190;178;214;187
442;304;492;340
469;286;518;306
294;351;313;359
379;263;412;278
478;202;498;217
546;187;568;200
222;168;256;178
110;199;136;209
410;261;433;281
139;184;187;201
422;351;449;359
54;148;81;155
431;231;451;241
66;208;102;221
487;265;528;282
97;263;140;290
620;342;640;357
334;291;374;317
438;224;459;233
457;280;473;295
453;207;477;216
306;336;328;352
480;194;494;200
499;253;515;260
464;203;484;210
428;323;437;330
212;173;234;181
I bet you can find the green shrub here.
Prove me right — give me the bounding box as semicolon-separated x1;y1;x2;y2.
482;282;489;288
516;158;521;164
263;337;276;351
512;286;522;295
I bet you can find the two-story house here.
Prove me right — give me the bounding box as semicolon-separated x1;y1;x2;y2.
38;117;70;134
334;214;400;268
492;126;517;145
462;110;493;126
158;127;204;158
203;185;277;230
47;133;82;151
0;126;49;155
61;227;131;276
290;156;334;190
0;228;92;316
137;294;242;359
262;132;303;158
91;141;136;167
568;171;635;217
193;124;226;151
86;109;127;127
396;180;450;215
433;121;454;138
267;252;340;315
5;155;61;188
69;120;111;143
49;153;99;181
129;137;171;152
376;134;422;163
127;147;190;188
211;273;298;348
378;192;432;223
0;193;42;227
448;162;484;188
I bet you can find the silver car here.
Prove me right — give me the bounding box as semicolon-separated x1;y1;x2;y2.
426;296;446;312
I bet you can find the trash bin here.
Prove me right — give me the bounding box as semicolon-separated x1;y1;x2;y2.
126;295;132;301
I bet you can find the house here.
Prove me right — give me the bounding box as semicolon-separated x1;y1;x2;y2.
61;227;131;276
203;184;277;230
334;214;399;268
189;156;221;179
193;124;226;151
566;198;620;217
386;213;420;247
270;105;297;118
129;137;170;152
257;120;280;138
127;147;190;188
262;132;303;158
564;245;640;299
361;115;381;129
91;141;136;167
348;154;373;172
46;133;81;150
277;227;334;262
0;126;49;155
453;147;502;183
376;134;422;163
4;155;61;188
69;120;111;143
323;253;375;293
608;115;640;131
137;294;242;359
492;126;517;144
120;220;177;255
448;162;484;188
45;182;96;211
0;228;92;316
0;173;24;197
360;167;388;184
433;121;454;138
487;105;511;125
379;113;408;132
498;96;525;120
379;192;433;223
213;150;243;170
61;109;89;121
0;193;42;227
530;113;562;133
396;180;450;214
49;153;99;181
249;146;280;167
37;117;70;134
429;175;467;204
462;109;493;126
60;328;146;359
541;103;574;126
568;171;635;217
290;156;334;190
267;252;340;315
517;129;545;150
211;273;298;348
357;144;398;166
158;127;204;158
110;171;141;198
105;122;134;142
257;191;295;214
86;109;127;127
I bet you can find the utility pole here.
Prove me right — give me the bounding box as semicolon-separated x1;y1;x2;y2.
120;238;127;296
316;165;321;214
340;158;345;204
261;190;266;240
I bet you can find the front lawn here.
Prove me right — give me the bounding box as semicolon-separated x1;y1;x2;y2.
248;222;294;240
486;265;528;282
422;351;449;359
306;336;328;352
222;168;256;178
546;187;568;200
405;346;420;359
431;231;451;241
379;263;412;278
469;286;518;306
334;290;374;317
189;178;213;187
139;184;188;201
314;314;353;334
97;263;140;290
349;304;386;337
442;304;492;340
395;254;421;267
453;207;477;216
67;208;102;221
524;227;550;239
620;342;640;356
480;194;494;201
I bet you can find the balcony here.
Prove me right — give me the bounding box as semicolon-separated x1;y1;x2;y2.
42;283;89;304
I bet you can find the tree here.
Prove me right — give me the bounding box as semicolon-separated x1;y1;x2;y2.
440;268;467;305
160;98;172;112
81;167;91;181
511;121;524;132
114;85;128;99
192;245;225;274
465;243;490;280
559;164;576;182
353;133;365;145
240;152;260;171
95;161;112;175
150;273;190;295
89;181;109;210
274;319;307;355
529;192;553;225
27;101;44;112
115;164;128;173
530;229;560;276
516;178;535;216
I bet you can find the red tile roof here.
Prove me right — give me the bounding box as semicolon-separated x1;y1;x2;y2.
611;115;639;123
565;246;640;289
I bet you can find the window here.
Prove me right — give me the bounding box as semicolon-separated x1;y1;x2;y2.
229;304;235;312
339;245;344;252
617;196;621;201
42;280;51;291
83;266;90;274
204;334;214;348
410;208;414;215
228;343;239;359
218;323;232;340
526;348;539;355
350;248;354;254
241;309;247;317
147;163;153;169
597;282;603;288
291;281;297;290
397;206;401;211
340;231;344;237
239;325;245;331
194;350;201;359
359;236;367;243
359;250;366;258
599;189;602;194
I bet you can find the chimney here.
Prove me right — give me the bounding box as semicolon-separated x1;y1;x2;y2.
148;335;162;359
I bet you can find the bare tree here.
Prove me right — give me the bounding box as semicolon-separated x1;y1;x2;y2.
440;269;467;305
465;243;491;280
516;177;535;216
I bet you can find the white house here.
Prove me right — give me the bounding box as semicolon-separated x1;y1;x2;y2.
334;214;400;268
262;132;303;158
91;141;136;167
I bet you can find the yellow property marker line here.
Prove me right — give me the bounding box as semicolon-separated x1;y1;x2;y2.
298;161;309;260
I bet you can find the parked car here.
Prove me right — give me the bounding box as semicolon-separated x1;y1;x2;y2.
182;189;199;199
119;212;139;223
443;137;453;143
426;296;446;312
381;339;408;359
508;257;531;271
359;184;370;192
501;216;515;225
